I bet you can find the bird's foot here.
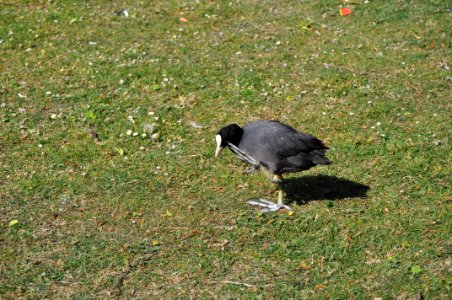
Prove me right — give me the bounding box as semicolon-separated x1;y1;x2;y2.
246;165;260;174
247;199;291;213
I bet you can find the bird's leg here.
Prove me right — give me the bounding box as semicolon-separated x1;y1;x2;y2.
247;173;291;212
278;190;284;205
260;167;279;183
274;174;284;206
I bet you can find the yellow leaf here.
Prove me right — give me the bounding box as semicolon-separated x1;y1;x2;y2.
115;148;124;156
9;219;18;227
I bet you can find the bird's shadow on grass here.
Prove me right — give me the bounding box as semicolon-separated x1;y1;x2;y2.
282;175;370;204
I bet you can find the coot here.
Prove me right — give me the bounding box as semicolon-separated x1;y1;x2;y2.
215;120;331;212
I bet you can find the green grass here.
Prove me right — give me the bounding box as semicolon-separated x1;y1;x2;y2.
1;0;451;298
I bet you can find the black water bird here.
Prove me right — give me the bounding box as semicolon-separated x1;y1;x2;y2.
215;120;331;212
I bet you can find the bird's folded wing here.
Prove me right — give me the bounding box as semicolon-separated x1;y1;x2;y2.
275;133;328;157
227;143;260;166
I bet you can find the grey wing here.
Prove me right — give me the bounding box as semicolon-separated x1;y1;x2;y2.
227;143;260;166
275;131;329;157
246;121;326;157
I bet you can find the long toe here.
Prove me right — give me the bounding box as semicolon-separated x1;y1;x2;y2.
247;199;275;208
279;204;292;211
246;165;260;174
247;199;291;212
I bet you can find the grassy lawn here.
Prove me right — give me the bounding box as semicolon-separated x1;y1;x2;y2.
1;0;450;298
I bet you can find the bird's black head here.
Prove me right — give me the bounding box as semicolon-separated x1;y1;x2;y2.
215;124;243;157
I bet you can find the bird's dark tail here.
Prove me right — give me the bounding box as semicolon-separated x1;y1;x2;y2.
311;150;332;165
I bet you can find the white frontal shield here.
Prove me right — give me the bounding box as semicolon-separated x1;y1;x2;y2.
215;135;223;157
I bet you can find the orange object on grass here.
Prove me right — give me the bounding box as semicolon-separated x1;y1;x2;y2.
340;8;352;16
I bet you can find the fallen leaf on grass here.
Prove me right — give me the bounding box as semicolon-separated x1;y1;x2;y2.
115;148;125;156
411;265;422;274
210;239;229;249
85;110;96;121
9;220;19;227
182;230;198;240
340;8;352;16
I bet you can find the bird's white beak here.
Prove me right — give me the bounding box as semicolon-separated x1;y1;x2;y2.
215;134;223;158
